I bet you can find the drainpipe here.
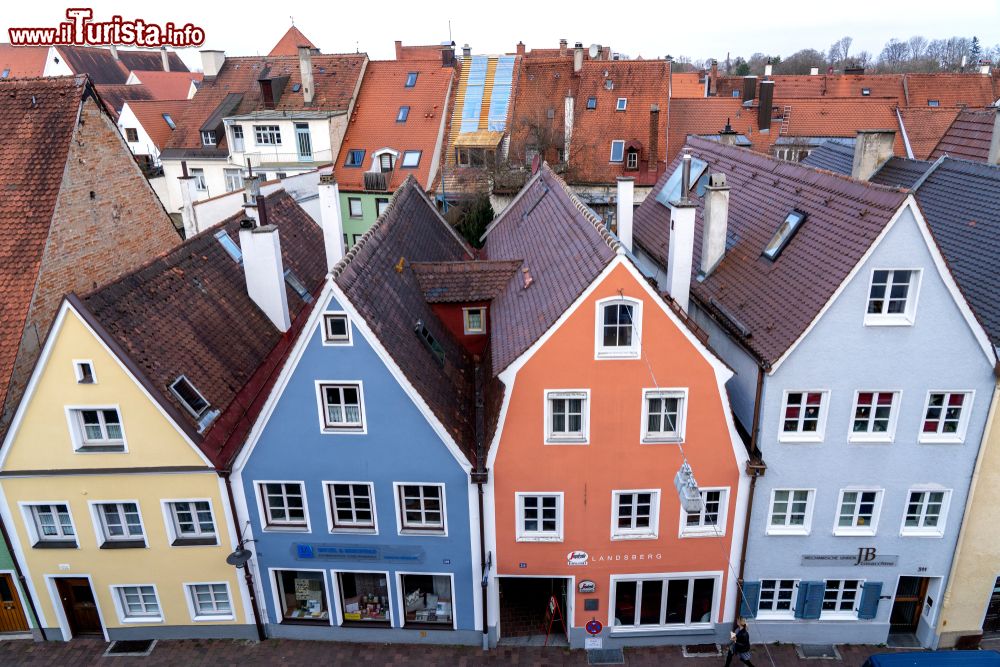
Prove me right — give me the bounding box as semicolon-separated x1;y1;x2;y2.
222;472;267;641
0;516;44;639
472;360;490;650
734;363;767;617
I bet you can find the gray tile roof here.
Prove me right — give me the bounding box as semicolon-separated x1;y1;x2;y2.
801;141;855;175
870;157;933;189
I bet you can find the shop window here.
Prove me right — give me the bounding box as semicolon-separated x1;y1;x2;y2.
612;576;716;628
338;572;390;624
276;570;328;622
400;574;453;628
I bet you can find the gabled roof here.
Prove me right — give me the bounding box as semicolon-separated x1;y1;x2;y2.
898;107;961;159
334;60;453;191
56;46;187;85
128;70;202;99
930;108;997;162
763;98;906;154
412;260;522;303
94;83;154;119
79;190;325;467
870;156;933;189
269;26;316;57
801;140;855;174
333;178;478;462
903;73;996;108
0;44;48;78
483;163;619;373
124;99;191;150
633;136;908;366
0;76;88;420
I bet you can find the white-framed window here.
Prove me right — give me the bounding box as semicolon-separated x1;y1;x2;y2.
849;391;899;442
822;579;862;618
112;584;162;623
626;150;639;170
395;484;446;535
919;391;973;443
611;574;718;629
681;488;728;537
612;490;659;539
230;124;244;152
516;492;563;541
201;130;217;146
224;168;243;192
257;482;309;530
73;360;95;384
67;407;125;452
767;489;814;535
94;502;145;545
169;376;210;418
401;150;421;168
616;97;627;111
397;572;455;628
610;139;625;163
544;390;589;444
25;503;76;546
125;127;139;143
191;168;207;191
377;152;396;172
641;388;686;443
322;313;352;345
165;500;217;545
595;297;642;359
348;197;363;218
376;198;389;217
186;582;233;621
254;125;281;145
834;489;883;536
317;382;365;432
901;488;950;537
758;579;798;618
463;307;486;335
326;482;377;533
865;269;921;325
778;391;828;442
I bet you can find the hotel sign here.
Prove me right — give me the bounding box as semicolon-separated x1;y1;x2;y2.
802;548;898;567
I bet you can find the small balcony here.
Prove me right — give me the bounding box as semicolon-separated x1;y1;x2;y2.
363;170;393;192
239;148;334;171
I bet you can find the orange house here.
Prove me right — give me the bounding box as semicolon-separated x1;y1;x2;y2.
481;165;749;650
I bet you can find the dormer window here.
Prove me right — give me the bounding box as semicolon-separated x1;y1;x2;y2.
405;72;418;88
74;361;95;384
378;153;395;172
201;130;217;146
397;106;410;122
170;375;210;418
616;97;627;111
463;307;486;335
596;297;642;359
762;210;806;261
625;149;639;171
586;97;597;110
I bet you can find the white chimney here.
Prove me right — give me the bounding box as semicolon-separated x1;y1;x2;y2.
701;173;730;276
239;182;291;332
979;63;991;75
764;63;773;77
563;95;574;163
318;174;346;271
160;47;171;72
200;50;226;77
178;164;200;239
666;152;696;313
988;109;1000;165
810;67;819;76
573;42;584;74
298;46;314;105
852;130;896;180
616;177;634;252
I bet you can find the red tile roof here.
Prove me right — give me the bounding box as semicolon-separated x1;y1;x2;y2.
904;73;996;108
128;70;202;100
507;58;575;167
396;43;449;61
56;46;187;85
666;98;758;164
268;26;316;57
334;60;453;191
930;107;997;162
898;107;961;159
768;97;907;154
0;45;48;78
124;99;191;150
671;72;706;98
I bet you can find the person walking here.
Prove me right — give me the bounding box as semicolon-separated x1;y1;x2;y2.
724;617;755;667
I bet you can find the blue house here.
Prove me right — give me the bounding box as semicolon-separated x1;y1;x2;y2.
231;177;485;644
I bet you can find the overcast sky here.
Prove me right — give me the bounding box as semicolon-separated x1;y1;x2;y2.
6;0;998;69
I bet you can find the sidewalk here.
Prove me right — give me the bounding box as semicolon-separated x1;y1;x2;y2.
0;637;891;665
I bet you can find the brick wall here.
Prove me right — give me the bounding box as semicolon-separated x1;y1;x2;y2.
0;95;180;433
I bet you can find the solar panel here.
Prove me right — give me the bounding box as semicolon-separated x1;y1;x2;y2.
460;56;488;133
487;56;515;131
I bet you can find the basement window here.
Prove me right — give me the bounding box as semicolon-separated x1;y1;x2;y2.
928;99;940;107
616;97;627;111
586;96;597;110
170;375;210;418
763;210;807;261
162;113;176;129
284;269;313;303
414;320;445;366
215;230;243;264
405;72;418;87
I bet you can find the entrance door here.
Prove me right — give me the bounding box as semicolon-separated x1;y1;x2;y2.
984;577;1000;634
0;574;28;633
295;123;312;161
55;578;102;636
497;577;569;644
891;576;929;633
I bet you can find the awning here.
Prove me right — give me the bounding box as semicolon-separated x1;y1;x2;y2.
454;130;504;148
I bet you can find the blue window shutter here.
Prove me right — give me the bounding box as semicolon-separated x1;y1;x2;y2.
740;582;761;619
795;581;824;620
858;582;882;620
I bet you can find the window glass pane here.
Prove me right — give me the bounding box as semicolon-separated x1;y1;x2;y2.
613;580;636;626
278;570;328;621
664;579;688;624
692;578;715;623
639;580;662;625
401;574;452;625
339;572;389;622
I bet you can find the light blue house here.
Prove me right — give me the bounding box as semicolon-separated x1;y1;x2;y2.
231;179;485;644
632;136;997;648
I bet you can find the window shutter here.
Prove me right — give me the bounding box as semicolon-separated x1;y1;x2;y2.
858;582;882;620
739;582;761;619
795;581;824;619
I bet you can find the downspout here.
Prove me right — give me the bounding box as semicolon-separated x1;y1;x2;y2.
472;359;490;650
222;472;267;641
0;516;44;639
735;363;767;616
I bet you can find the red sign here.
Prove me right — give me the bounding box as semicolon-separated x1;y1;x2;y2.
586;618;603;635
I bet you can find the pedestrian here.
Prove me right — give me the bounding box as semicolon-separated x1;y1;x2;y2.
724;616;755;667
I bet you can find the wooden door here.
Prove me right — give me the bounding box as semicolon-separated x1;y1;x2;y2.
890;576;928;633
56;578;102;636
0;574;28;633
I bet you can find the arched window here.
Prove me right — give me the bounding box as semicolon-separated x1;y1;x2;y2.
595;296;642;359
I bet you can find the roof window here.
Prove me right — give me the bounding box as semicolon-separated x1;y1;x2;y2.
397;105;410;122
215;230;243;264
405;72;418;87
401;150;421;168
616;97;627;111
345;149;365;167
284;269;313;303
654;157;709;206
587;96;597;110
162;113;176;129
610;140;625;163
291;83;301;93
927;99;940;107
861;88;871;96
1;69;9;79
414;320;445;366
170;375;210;418
762;210;807;260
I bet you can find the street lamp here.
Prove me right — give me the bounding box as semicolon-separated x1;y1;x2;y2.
227;535;266;641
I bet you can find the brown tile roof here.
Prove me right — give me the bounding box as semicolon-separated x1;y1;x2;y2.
507;58;575;167
667;98;758;164
484;163;619;373
898;107;961;159
125;99;191;150
930;107;997;162
0;45;47;78
128;70;202;100
94;83;154;119
334;60;453;191
80;190;325;467
903;73;996;108
333;178;478;461
633;136;908;366
396;43;449;61
56;46;187;85
163;54;366;154
268;26;317;57
412;260;522;302
768;98;907;154
0;76;87;418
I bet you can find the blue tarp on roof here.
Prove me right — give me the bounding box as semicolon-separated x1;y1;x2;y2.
460;56;488;133
864;651;1000;667
487;56;515;132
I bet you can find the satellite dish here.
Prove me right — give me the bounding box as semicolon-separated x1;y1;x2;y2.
588;44;599;59
226;546;253;567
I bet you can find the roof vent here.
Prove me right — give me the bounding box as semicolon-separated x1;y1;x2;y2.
522;267;534;289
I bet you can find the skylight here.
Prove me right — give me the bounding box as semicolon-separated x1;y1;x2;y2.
762;210;807;260
215;230;242;263
345;149;365;167
170;375;210;417
397;105;410;122
284;269;313;303
610;140;625;163
405;72;418;87
415;320;445;366
654;157;709;207
401;150;421;168
861;88;871;96
928;99;940;107
616;97;627;111
162;113;176;129
587;96;597;110
292;83;301;93
1;69;9;79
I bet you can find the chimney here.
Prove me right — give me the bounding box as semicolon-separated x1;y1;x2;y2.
701;173;730;276
810;67;819;76
109;44;119;60
200;50;226;77
441;42;455;67
462;44;471;58
574;42;584;74
298;46;314;105
239;177;291;332
742;75;757;102
709;59;718;96
616;177;635;252
178;162;200;240
757;80;775;132
559;39;568;57
719;119;738;147
563;94;574;163
318;174;346;271
666;152;697;313
160;47;171;72
852;130;896;180
980;61;992;76
395;40;403;59
516;41;526;56
764;63;773;78
648;104;660;171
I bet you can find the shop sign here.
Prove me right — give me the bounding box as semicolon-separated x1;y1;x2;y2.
579;580;596;594
567;550;589;566
801;548;898;567
294;543;425;564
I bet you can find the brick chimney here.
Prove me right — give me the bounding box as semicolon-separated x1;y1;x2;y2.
516;41;526;56
160;47;171;72
701;173;730;276
666;151;697;313
852;130;896;180
298;46;314;105
616;177;634;252
395;40;403;59
574;42;584;74
709;59;718;96
757;80;774;132
559;39;568;57
462;44;471;58
200;50;226;78
318;174;346;271
989;108;1000;165
648;104;660;172
742;75;757;102
239;176;291;332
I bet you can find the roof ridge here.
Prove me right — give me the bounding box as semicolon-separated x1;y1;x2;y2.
540;163;622;254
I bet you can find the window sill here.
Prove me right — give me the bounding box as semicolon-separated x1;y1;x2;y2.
864;315;914;327
900;530;944;538
595;350;640;360
330;527;377;535
321;426;365;435
755;613;795;621
544;438;589;446
777;435;823;444
679;529;725;539
766;527;810;536
516;535;563;543
192;614;235;623
832;528;877;537
121;616;163;624
642;436;683;445
32;540;78;549
848;436;893;444
263;525;310;533
918;436;965;445
611;533;658;541
100;540;146;549
399;529;446;537
610;623;714;636
819;613;860;621
171;537;219;547
76;444;126;453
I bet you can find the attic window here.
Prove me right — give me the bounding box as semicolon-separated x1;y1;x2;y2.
345;149;365;167
928;99;940;107
405;72;418;87
610;140;625;163
616;97;627;111
732;90;740;98
763;210;807;261
170;375;210;418
215;230;243;264
861;88;871;96
586;97;597;110
414;320;445;366
284;269;313;303
162;113;176;129
401;150;421;168
75;361;95;384
397;105;410;122
604;79;614;90
201;130;217;146
323;313;351;344
626;149;639;170
292;83;301;93
463;307;486;335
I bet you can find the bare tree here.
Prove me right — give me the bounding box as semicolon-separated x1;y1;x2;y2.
776;48;826;74
828;36;853;68
878;39;910;72
908;36;928;60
